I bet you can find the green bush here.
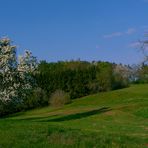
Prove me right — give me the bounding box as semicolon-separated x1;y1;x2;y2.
49;90;71;107
0;100;19;117
24;87;48;109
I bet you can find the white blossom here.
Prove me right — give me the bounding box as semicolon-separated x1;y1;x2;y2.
0;38;38;103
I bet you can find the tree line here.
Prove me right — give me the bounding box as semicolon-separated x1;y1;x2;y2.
0;38;147;116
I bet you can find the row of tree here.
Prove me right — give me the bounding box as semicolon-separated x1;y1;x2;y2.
35;61;130;99
0;38;148;116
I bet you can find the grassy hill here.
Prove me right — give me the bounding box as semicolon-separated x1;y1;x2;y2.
0;84;148;148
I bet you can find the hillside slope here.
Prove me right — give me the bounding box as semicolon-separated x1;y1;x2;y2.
0;84;148;148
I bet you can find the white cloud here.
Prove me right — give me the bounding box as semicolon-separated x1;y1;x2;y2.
96;45;101;49
145;46;148;50
141;26;148;32
141;25;148;29
126;28;136;35
103;32;123;39
103;28;136;39
129;41;141;48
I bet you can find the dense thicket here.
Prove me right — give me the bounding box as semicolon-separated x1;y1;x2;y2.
134;64;148;83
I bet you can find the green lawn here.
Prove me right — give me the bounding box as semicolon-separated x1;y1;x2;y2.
0;84;148;148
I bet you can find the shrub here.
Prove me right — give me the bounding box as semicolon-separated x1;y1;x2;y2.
0;100;19;117
49;90;70;107
24;87;48;109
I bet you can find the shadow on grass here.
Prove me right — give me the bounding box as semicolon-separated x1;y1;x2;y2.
41;107;111;122
0;111;26;120
7;107;111;122
8;114;59;121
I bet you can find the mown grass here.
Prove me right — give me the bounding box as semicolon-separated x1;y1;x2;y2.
0;84;148;148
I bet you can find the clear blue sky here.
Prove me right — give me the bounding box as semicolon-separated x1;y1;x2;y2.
0;0;148;64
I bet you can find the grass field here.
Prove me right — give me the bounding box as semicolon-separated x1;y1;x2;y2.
0;84;148;148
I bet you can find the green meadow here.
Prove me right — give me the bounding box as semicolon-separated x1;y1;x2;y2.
0;84;148;148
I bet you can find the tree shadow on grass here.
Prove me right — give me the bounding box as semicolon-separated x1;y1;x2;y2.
8;114;58;122
41;107;111;122
6;107;111;122
0;111;26;120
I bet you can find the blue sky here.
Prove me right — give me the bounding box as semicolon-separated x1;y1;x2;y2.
0;0;148;64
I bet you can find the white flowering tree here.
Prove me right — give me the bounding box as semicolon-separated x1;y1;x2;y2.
0;38;19;102
18;50;38;100
0;38;38;107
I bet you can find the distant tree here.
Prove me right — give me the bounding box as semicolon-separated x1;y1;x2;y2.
133;36;148;83
129;64;140;82
140;36;148;64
